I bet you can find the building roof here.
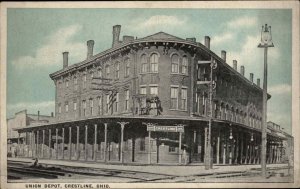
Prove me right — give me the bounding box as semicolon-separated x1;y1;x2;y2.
140;32;184;41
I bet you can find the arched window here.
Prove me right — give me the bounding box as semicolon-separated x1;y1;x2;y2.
141;54;147;73
74;77;78;90
115;62;120;79
82;74;87;89
150;53;158;72
182;56;188;74
105;65;110;78
124;58;130;77
171;54;179;73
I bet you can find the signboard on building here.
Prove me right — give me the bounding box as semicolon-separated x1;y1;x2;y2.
147;125;184;133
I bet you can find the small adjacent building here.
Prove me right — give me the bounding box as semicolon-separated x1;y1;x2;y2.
7;110;54;157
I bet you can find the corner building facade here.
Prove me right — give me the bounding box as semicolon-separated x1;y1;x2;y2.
15;25;287;165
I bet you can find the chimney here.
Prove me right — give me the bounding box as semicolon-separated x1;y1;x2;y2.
87;40;94;59
250;73;254;83
186;37;196;42
112;25;121;47
221;50;226;62
204;36;210;49
123;36;134;43
257;78;261;87
38;110;40;120
240;65;245;76
63;52;69;69
233;60;237;70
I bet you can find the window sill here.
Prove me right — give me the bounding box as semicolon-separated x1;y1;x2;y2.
170;73;189;76
139;72;159;75
169;109;188;112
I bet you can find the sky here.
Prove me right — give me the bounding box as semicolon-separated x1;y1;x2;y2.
6;8;292;134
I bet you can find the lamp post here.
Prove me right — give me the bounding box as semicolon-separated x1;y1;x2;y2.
204;57;217;170
258;24;274;178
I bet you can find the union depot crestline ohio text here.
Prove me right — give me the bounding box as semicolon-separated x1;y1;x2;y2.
25;184;110;188
11;25;292;166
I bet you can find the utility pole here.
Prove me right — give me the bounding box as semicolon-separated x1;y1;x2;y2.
204;57;217;170
258;24;274;178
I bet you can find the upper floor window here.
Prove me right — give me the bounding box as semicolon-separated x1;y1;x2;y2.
65;102;69;112
105;65;110;78
182;56;188;74
150;86;158;96
74;77;78;90
141;54;147;73
97;96;102;115
124;58;130;77
125;90;129;111
66;80;69;88
150;54;158;72
98;69;102;78
73;101;77;111
83;75;87;89
58;103;61;114
115;62;120;79
82;100;86;116
106;94;110;114
115;93;119;112
171;54;179;73
170;87;178;109
140;87;147;95
90;99;94;115
181;88;187;110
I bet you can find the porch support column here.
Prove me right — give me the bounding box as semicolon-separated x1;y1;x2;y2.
223;134;226;165
240;133;244;164
235;133;239;164
36;130;39;158
179;132;182;164
148;131;151;164
245;144;249;164
204;127;208;156
85;125;88;161
93;124;98;161
118;122;128;164
76;126;79;160
69;127;72;160
42;129;45;158
49;129;51;159
62;127;65;159
104;123;108;163
55;128;58;159
216;128;220;164
31;131;34;158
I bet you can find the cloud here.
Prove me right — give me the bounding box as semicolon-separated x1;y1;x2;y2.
226;34;280;78
211;32;233;46
12;25;85;69
227;16;258;29
268;84;292;95
7;100;55;117
132;15;187;32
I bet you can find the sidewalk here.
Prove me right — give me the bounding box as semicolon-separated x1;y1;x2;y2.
8;157;290;177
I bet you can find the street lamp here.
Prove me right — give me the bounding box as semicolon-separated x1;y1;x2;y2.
258;24;274;178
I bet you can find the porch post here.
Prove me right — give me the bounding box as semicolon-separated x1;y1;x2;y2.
49;129;51;159
42;129;45;158
62;127;65;159
69;127;72;160
55;128;58;159
76;126;79;160
179;132;182;164
36;130;39;158
216;128;220;164
119;123;127;163
85;125;88;161
148;131;151;164
240;133;244;164
94;124;98;161
204;127;208;155
104;123;108;162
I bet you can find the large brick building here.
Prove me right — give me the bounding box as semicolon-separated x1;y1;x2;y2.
14;25;290;165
